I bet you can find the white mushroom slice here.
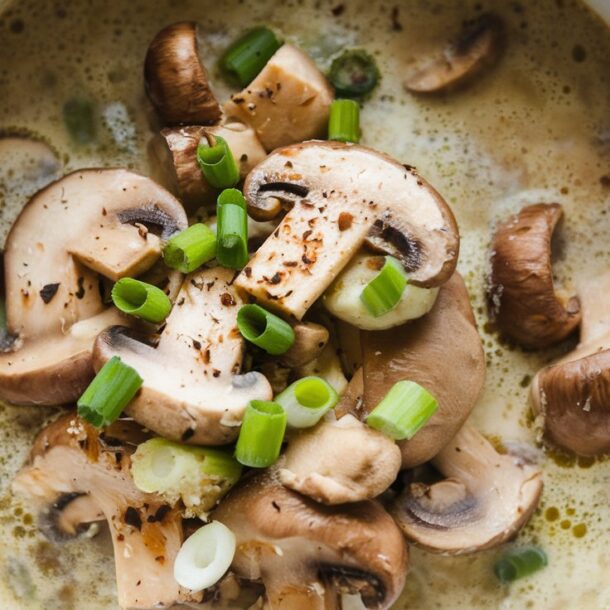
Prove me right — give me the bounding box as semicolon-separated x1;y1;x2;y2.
295;341;348;396
323;254;439;330
235;141;459;320
93;267;272;445
224;44;334;152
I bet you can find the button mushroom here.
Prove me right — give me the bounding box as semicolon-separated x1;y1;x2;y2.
235;141;459;320
93;266;272;445
213;471;408;610
390;424;543;554
488;203;581;348
279;321;329;368
0;169;187;406
224;44;334;152
12;414;198;609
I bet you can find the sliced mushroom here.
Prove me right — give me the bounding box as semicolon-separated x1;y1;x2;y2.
13;414;198;609
360;273;485;468
144;22;222;125
213;472;408;610
390;424;543;554
279;321;329;368
405;13;504;93
488;203;581;348
235;141;459;320
0;169;186;406
295;341;349;396
224;44;334;152
94;266;272;445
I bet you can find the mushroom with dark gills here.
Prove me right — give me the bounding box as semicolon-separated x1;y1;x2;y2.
235;141;459;320
93;266;272;445
213;471;408;610
0;169;187;406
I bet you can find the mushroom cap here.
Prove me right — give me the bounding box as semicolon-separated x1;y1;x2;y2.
361;273;485;468
213;472;408;610
390;424;543;554
235;141;459;320
488;203;581;348
144;21;222;125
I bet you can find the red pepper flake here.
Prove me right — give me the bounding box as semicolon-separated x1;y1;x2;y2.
220;292;236;306
283;261;298;267
244;266;253;278
338;212;353;231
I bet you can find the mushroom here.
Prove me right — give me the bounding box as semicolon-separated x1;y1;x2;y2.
144;21;222;125
295;341;349;396
93;266;272;445
0;169;187;406
235;141;459;320
278;414;401;504
359;273;486;468
390;423;543;554
224;44;334;152
12;414;198;609
213;471;408;610
488;203;581;348
405;13;504;94
279;321;329;368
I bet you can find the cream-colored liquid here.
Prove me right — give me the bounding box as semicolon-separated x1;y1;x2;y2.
0;0;609;608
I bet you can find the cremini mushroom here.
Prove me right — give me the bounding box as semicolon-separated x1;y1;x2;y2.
390;424;543;554
279;321;329;368
13;414;198;609
360;273;485;468
405;13;504;93
278;414;401;504
213;472;408;610
235;141;459;320
144;21;222;125
224;44;334;152
93;266;272;445
488;203;581;348
0;169;187;406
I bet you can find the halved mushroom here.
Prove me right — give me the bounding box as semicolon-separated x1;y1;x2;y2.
279;321;329;368
0;169;187;406
390;424;543;554
405;13;504;94
235;141;459;320
94;266;272;445
213;472;408;609
144;22;222;125
488;203;581;348
13;414;198;609
224;44;334;152
359;273;485;468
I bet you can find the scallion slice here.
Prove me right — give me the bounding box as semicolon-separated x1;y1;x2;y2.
217;187;247;210
216;203;248;269
328;99;360;143
329;49;380;98
196;135;240;189
235;400;287;468
163;224;217;273
77;356;142;427
360;256;407;317
111;277;172;323
494;546;548;583
275;376;339;428
221;27;282;87
366;380;438;440
236;304;295;355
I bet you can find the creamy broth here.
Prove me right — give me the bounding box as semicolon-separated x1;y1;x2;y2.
0;0;609;608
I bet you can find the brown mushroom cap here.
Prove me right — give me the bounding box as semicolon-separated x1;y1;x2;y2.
279;321;329;368
144;22;222;125
390;424;543;554
488;203;581;349
213;472;408;610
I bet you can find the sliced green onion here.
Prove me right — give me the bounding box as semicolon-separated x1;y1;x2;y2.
236;304;295;355
111;278;172;323
217;187;247;210
328;99;360;143
216;203;248;269
329;49;380;98
221;27;282;87
235;400;287;468
197;135;239;189
494;546;548;583
131;438;241;516
360;256;407;317
366;380;438;440
163;224;217;273
275;376;339;428
174;521;236;592
63;97;96;144
77;356;143;427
